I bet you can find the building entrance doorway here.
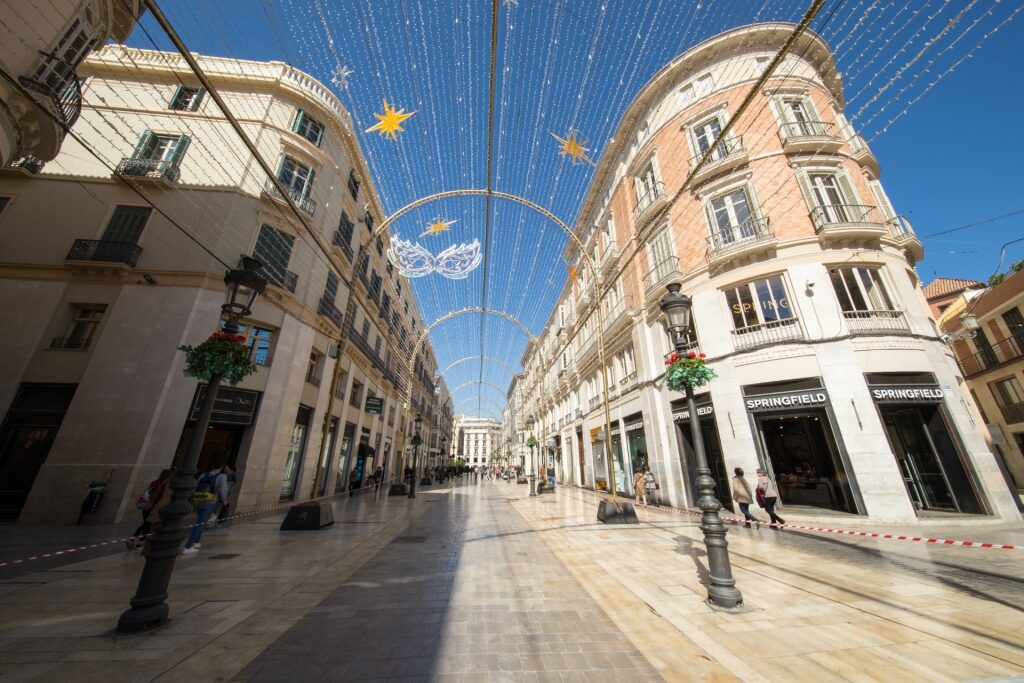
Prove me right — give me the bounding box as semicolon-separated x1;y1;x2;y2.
676;416;731;509
881;405;982;514
173;424;245;474
756;412;856;513
576;429;585;487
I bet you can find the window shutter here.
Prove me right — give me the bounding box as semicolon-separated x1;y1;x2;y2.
169;85;182;109
836;171;859;206
303;168;315;198
794;171;817;209
191;87;205;111
132;130;156;160
169;135;190;165
291;109;303;133
869;181;896;219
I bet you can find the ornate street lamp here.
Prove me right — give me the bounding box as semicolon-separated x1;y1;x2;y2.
526;415;538;497
117;257;266;633
408;415;423;498
659;283;743;610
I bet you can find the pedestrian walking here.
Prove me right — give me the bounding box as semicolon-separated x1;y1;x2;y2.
644;467;659;506
755;468;786;526
633;470;646;504
731;467;758;527
128;468;171;549
215;467;236;523
348;468;358;497
546;463;556;490
373;466;383;489
183;464;226;554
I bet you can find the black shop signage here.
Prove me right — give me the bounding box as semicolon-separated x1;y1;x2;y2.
190;386;262;425
671;395;713;422
745;390;829;413
870;385;945;404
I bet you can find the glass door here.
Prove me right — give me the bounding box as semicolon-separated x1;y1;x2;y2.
881;408;956;511
279;406;312;501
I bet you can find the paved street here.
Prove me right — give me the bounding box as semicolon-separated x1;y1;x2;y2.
1;478;1023;682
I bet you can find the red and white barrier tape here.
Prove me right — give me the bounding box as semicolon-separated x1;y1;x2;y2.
561;483;1022;551
0;474;426;569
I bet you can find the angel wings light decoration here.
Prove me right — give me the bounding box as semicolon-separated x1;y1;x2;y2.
387;238;482;280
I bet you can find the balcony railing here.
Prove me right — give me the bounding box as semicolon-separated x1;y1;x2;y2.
633;180;666;224
263;179;316;216
958;336;1024;377
886;214;915;240
117;157;180;182
707;216;773;256
66;239;142;267
809;204;885;232
7;156;45;174
20;54;82;129
318;296;344;329
588;396;600;411
732;318;805;352
780;120;835;140
574;408;583;420
332;229;354;261
689;135;745;171
642;256;680;293
348;327;385;372
843;310;910;336
50;336;91;350
256;260;298;293
998;401;1024;425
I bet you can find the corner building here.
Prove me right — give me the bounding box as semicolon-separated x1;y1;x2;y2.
520;23;1021;524
0;46;441;524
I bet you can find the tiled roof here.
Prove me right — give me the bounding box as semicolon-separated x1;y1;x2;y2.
923;277;985;301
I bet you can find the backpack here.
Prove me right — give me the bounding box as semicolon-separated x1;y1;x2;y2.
191;472;218;504
136;481;155;510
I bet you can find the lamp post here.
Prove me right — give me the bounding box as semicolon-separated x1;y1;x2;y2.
117;257;266;633
659;283;742;610
526;415;537;497
408;415;423;499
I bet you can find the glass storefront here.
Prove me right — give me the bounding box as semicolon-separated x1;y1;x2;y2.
317;418;338;496
609;430;630;495
280;405;312;501
333;422;355;494
870;374;984;515
745;379;859;514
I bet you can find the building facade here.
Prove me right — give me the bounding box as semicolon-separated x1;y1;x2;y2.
937;269;1024;493
0;46;442;524
0;0;141;166
454;415;501;469
517;23;1020;524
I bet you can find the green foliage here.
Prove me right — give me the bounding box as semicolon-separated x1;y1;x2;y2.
178;332;256;385
663;351;717;392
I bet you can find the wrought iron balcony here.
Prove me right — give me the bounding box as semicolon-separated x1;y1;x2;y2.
7;156;45;174
50;336;91;350
779;120;842;153
642;256;680;295
117;157;180;182
19;54;82;130
706;216;775;265
633;180;666;227
688;136;748;183
998;401;1024;425
843;309;910;336
263;179;316;216
958;336;1024;377
809;203;888;240
331;229;354;261
255;259;298;293
732;318;805;352
318;296;344;329
66;239;142;267
885;214;924;261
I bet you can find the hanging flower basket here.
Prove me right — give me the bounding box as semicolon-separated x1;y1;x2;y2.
526;436;538;449
178;331;256;385
663;351;716;392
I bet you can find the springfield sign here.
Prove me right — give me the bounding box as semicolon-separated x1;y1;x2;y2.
746;391;828;413
870;385;944;403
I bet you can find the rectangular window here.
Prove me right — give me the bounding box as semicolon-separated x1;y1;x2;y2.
807;172;858;223
362;320;370;339
335;371;348;400
292;109;325;146
32;15;95;91
305;350;323;386
348;170;360;198
691;116;725;160
324;271;339;304
991;377;1024;407
678;84;695;107
374;337;381;357
169;86;204;111
375;236;384;256
133;131;189;164
102;206;151;244
55;304;105;349
724;275;795;330
1002;307;1024;351
647;227;675;282
695;73;715;95
252;224;295;290
635;162;661;211
829;266;894;312
350;380;363;408
222;320;275;366
337;212;354;246
277;155;314;198
754;56;770;75
707;188;754;243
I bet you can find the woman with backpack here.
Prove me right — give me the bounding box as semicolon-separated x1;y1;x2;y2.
128;469;171;550
182;465;226;555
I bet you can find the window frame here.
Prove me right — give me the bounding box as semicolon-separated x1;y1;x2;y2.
169;85;204;112
292;109;325;147
828;265;896;313
723;273;797;331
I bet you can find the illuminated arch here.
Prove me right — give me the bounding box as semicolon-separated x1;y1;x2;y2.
438;355;521;378
449;380;509;402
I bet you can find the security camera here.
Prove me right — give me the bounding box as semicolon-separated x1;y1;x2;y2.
806;280;815;289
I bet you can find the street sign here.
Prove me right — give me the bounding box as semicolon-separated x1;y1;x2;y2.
365;396;384;414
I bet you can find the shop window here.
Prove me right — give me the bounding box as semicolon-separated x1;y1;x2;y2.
291;109;325;147
221;320;275;366
724;274;796;331
53;304;105;350
169;86;204;112
829;266;895;312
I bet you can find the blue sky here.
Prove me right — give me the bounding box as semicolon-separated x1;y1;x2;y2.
128;1;1023;419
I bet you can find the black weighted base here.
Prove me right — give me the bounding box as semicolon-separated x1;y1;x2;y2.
596;500;639;524
419;477;432;485
388;483;408;496
280;501;334;530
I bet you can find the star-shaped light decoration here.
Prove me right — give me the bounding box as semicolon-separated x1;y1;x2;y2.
550;130;596;166
366;100;416;140
331;64;353;91
503;0;519;7
419;217;457;238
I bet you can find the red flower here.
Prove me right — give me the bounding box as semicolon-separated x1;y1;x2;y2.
699;353;706;359
686;351;696;358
